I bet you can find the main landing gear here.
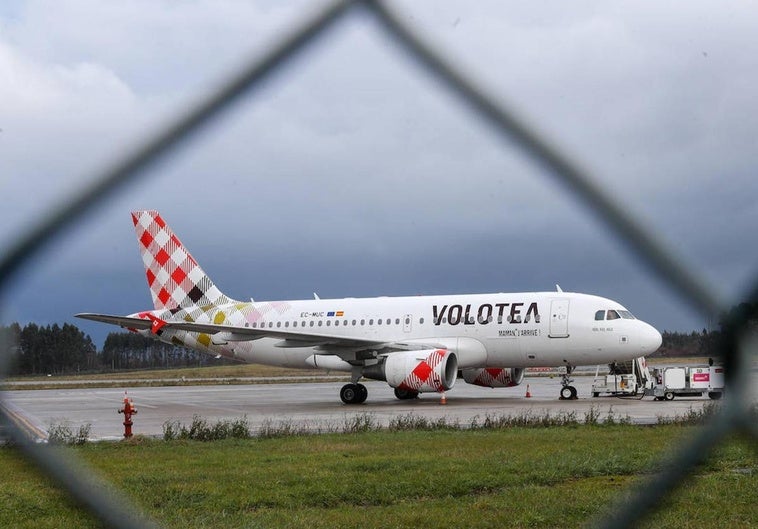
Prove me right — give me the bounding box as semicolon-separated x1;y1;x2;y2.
560;363;578;400
340;383;368;404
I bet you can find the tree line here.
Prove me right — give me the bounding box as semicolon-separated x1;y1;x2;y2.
1;323;232;376
654;301;758;359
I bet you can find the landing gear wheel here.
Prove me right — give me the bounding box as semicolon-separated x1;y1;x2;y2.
394;388;419;400
664;391;675;401
708;392;722;400
560;386;577;400
559;363;577;400
356;383;368;404
341;383;365;404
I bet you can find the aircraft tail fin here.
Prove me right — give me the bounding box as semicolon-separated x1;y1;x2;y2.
131;210;233;310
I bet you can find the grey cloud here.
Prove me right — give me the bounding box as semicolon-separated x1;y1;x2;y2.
2;1;756;344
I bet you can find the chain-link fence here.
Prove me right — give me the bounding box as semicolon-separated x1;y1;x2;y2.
1;1;755;528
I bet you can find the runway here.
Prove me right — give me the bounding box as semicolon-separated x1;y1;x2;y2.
1;376;722;441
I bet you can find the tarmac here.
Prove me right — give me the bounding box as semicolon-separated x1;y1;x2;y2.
1;375;725;441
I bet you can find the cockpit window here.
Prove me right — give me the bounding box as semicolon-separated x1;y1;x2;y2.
596;309;636;321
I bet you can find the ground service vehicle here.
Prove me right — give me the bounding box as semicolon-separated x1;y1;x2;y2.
648;364;724;401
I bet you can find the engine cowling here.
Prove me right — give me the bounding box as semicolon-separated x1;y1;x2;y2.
363;349;457;392
461;367;525;388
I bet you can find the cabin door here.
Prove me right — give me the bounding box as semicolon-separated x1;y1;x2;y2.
549;299;570;338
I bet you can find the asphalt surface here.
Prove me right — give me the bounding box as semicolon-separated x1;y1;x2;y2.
1;376;726;441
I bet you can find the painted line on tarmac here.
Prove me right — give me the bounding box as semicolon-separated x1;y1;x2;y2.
0;400;47;441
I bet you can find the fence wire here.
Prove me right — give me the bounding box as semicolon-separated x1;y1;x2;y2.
0;1;755;528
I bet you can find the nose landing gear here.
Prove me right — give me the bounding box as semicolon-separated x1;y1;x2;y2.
560;363;578;400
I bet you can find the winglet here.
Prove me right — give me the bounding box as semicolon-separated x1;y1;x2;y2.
556;284;563;293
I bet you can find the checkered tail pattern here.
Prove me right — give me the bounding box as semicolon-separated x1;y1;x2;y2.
132;210;234;310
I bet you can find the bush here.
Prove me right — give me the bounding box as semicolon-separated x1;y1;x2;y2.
47;421;91;445
162;415;251;441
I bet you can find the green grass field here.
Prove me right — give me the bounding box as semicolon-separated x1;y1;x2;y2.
1;426;755;528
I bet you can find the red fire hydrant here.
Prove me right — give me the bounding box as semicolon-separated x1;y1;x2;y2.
118;393;137;438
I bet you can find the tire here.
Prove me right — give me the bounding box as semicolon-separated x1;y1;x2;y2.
560;386;574;400
356;384;368;404
340;384;358;404
708;391;722;400
569;386;578;399
664;391;675;401
592;392;599;398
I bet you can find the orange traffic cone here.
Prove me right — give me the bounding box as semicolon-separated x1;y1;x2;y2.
525;384;532;398
440;392;447;405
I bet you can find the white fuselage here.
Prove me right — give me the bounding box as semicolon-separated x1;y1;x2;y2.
143;291;662;371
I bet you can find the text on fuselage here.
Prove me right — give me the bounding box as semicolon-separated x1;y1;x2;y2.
432;302;540;326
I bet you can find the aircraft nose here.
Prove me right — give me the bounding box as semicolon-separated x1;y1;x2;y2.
639;323;662;354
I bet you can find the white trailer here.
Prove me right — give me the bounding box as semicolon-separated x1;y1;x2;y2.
648;364;724;401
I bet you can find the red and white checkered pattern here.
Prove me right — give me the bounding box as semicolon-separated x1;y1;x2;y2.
398;349;450;392
469;368;519;388
132;210;232;310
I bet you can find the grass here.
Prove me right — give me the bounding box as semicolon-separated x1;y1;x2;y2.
1;363;347;390
1;426;755;528
9;363;323;381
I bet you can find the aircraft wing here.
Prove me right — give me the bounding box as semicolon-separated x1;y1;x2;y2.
75;313;442;354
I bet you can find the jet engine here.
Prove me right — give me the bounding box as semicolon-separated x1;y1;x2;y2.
461;367;525;388
363;349;458;392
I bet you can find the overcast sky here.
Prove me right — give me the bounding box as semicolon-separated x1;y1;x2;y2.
1;1;756;346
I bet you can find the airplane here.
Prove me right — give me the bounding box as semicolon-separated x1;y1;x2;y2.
77;210;663;404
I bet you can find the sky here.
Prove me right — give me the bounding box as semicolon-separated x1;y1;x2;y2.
1;1;756;346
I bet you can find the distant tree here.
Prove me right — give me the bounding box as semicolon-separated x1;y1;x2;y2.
0;322;23;374
100;331;229;370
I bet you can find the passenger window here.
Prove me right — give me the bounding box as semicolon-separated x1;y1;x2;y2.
369;319;374;325
309;321;314;327
318;321;323;327
285;321;289;328
607;310;620;320
378;319;382;325
326;321;331;326
276;322;281;328
396;318;400;325
419;318;424;324
361;319;365;325
352;319;356;326
595;310;605;321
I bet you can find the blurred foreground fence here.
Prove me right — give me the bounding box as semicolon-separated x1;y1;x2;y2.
0;1;755;528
